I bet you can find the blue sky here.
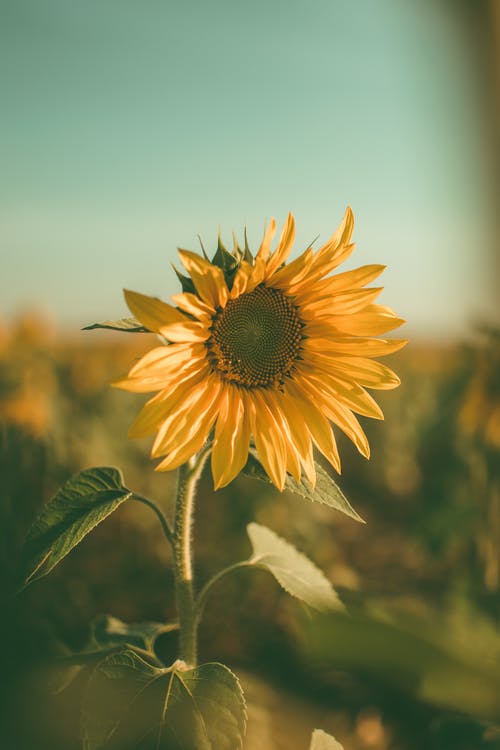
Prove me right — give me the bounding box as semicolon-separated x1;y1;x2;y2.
1;0;496;337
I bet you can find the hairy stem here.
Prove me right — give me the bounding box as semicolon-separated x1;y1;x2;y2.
173;446;211;667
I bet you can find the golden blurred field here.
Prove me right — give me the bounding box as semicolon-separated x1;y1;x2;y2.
2;312;500;750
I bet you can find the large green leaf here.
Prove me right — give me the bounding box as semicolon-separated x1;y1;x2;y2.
242;451;364;523
91;614;177;652
247;523;343;612
309;729;344;750
82;317;150;333
83;649;246;750
19;467;132;588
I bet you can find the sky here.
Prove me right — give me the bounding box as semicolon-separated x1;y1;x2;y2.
0;0;497;338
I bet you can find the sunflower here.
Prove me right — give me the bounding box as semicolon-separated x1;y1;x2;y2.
114;208;406;490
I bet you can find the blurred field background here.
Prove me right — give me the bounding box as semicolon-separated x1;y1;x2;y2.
1;1;500;749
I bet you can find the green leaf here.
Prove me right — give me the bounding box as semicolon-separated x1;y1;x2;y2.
247;523;343;612
82;317;150;333
309;729;344;750
91;614;177;652
242;451;364;523
19;467;132;588
47;657;87;695
82;649;246;750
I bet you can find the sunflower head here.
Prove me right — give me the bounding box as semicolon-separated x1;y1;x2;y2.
115;209;406;490
207;284;304;389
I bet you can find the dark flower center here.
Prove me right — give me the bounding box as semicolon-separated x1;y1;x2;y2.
207;285;303;388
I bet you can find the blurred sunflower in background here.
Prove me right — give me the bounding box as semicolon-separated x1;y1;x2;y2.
459;326;500;451
115;208;406;489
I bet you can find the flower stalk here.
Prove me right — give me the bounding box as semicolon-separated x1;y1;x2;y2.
172;446;211;667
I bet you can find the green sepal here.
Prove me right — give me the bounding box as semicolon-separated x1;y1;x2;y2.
211;231;240;276
243;227;254;263
197;234;210;260
172;264;196;294
231;230;243;262
83;318;150;333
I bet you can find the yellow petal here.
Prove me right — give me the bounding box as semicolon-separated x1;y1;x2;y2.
212;387;251;489
298;367;384;420
124;289;187;332
300;287;383;318
285;380;341;473
302;337;408;358
300;264;386;299
264;389;302;482
113;355;206;393
128;343;204;379
178;249;229;308
150;376;208;455
299;442;317;487
155;403;219;472
255;218;277;262
158;320;210;343
304;305;405;338
322;401;370;459
295;375;371;458
270;247;314;289
265;213;295;278
250;390;287;490
323;355;401;390
170;292;215;319
152;376;222;458
230;261;253;299
128;366;208;438
327;307;405;336
274;389;312;463
284;438;301;481
292;243;356;291
211;389;231;488
315;206;354;262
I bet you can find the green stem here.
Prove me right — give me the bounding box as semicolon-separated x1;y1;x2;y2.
133;495;174;547
173;446;211;667
194;561;251;629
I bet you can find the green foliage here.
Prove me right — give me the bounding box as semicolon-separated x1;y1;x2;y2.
309;729;344;750
82;318;150;333
47;622;170;696
304;608;500;722
82;649;246;750
247;522;343;612
90;614;177;652
19;467;132;588
243;451;364;522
